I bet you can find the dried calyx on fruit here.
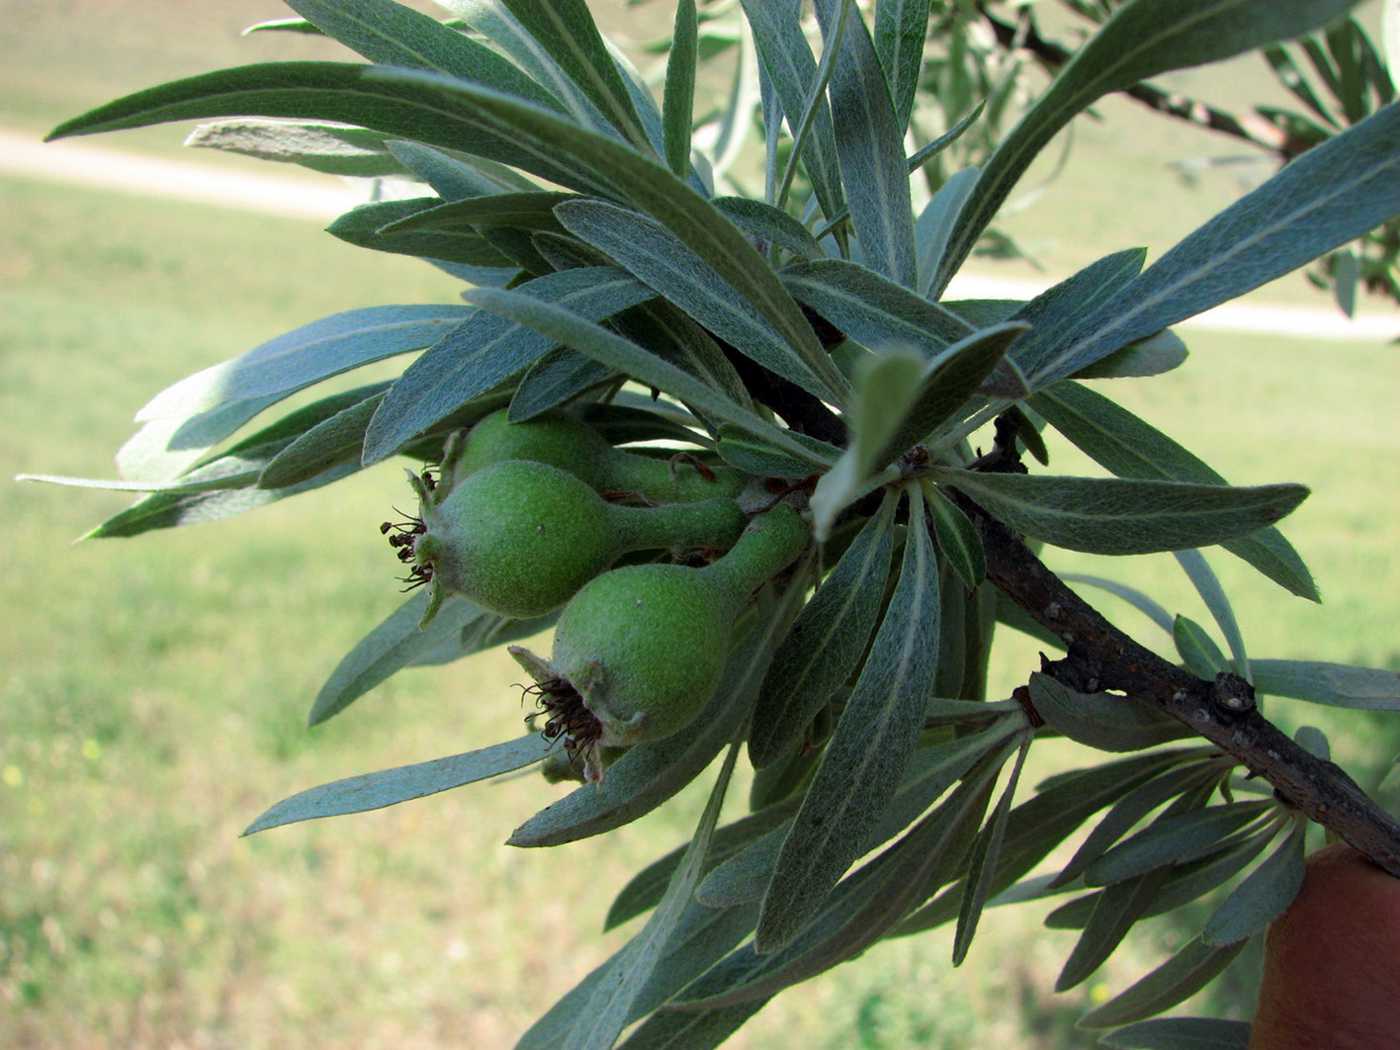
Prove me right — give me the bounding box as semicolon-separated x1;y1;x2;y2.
444;409;743;503
511;503;811;782
384;459;746;623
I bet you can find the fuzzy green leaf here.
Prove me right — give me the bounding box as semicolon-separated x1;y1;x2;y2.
926;484;986;589
1202;822;1305;945
935;0;1366;290
1174;549;1250;681
874;0;931;132
663;0;698;175
363;268;652;464
136;305;468;424
808;352;925;539
1057;868;1171;992
813;0;917;286
328;197;518;266
1173;615;1229;679
1062;573;1175;636
1031;381;1316;600
184;119;404;177
757;486;939;953
751;492;897;767
309;590;552;726
1251;659;1400;710
258;391;384;489
933;469;1309;557
242;733;552;836
739;0;846;222
1097;1017;1252;1049
459;287;829;468
555;199;844;403
953;738;1030;964
1035;100;1400;384
1029;674;1191;753
915;166;979;296
1084;802;1273;887
1082;938;1249;1030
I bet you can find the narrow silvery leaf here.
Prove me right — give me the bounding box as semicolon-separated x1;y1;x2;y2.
1029;674;1190;754
1294;725;1331;761
488;0;652;153
185;119;403;177
387;138;539;198
1081;939;1249;1030
758;486;939;953
509;579;807;847
605;800;798;930
309;591;549;726
363;267;652;464
1084;802;1273;887
1173;615;1229;679
258;391;383;489
690;751;1005;1007
876;321;1029;463
897;748;1208;935
137;305;470;423
1202;822;1305;945
814;0;918;287
45;63;612;195
507;350;614;422
1073;329;1189;381
708;18;760;180
713;197;823;260
739;0;847;222
935;0;1366;289
459;287;830;468
715;426;838;480
932;469;1309;557
663;0;698;176
1174;549;1250;682
242;733;552;836
1333;247;1360;317
874;0;931;132
915;167;979;296
750;491;897;767
287;0;561;111
1008;248;1147;382
1052;763;1223;888
1031;381;1317;600
782;259;974;361
555;199;843;403
1035;100;1400;384
1251;659;1400;711
1051;826;1277;932
1062;574;1174;636
953;736;1030;965
565;743;740;1050
1056;868;1171;992
612;301;757;417
698;826;787;908
773;0;851;212
380;192;574;234
1097;1017;1252;1049
809;351;924;539
328;197;517;266
926;483;985;589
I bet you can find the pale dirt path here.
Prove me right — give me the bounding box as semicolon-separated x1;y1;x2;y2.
4;127;1397;344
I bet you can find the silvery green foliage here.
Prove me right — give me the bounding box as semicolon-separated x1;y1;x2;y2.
34;0;1400;1046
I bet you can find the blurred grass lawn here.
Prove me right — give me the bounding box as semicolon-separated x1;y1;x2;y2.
3;4;1400;1048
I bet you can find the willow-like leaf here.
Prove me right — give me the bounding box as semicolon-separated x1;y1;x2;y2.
757;486;939;953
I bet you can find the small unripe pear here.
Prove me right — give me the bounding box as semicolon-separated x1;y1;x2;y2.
447;409;742;503
511;503;811;781
387;459;747;622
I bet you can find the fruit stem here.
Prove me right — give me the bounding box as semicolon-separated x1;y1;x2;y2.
608;497;746;556
700;503;811;599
